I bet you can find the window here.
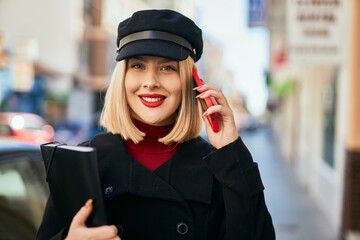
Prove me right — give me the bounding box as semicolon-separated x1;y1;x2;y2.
322;69;337;168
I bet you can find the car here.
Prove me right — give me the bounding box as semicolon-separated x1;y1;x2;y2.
0;137;49;239
0;112;55;144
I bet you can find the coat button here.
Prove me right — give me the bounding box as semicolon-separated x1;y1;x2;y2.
176;222;188;235
104;186;113;195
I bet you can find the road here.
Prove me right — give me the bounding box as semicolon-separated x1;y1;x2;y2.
240;127;338;240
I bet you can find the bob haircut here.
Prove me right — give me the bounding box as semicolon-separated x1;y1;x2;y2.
100;56;203;145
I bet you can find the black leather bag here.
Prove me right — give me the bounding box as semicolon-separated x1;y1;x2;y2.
40;142;107;227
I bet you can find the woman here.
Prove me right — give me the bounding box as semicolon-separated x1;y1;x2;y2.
37;9;275;240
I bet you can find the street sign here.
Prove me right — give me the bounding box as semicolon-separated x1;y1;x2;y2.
248;0;267;27
287;0;346;64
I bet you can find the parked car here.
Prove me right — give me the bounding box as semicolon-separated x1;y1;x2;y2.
0;112;54;144
0;137;49;239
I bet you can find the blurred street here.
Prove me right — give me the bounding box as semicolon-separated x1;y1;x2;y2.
241;127;337;240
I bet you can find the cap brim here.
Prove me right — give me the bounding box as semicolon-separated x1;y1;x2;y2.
116;40;191;61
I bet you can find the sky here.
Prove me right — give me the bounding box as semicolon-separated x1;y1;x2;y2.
195;0;269;116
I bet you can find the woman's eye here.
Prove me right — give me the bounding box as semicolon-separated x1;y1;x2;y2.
131;63;143;69
162;65;176;71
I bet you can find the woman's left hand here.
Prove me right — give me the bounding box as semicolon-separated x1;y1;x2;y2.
195;84;239;149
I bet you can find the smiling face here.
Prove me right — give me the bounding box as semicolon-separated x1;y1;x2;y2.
125;56;182;126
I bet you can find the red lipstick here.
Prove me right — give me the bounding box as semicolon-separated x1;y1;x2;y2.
138;94;166;108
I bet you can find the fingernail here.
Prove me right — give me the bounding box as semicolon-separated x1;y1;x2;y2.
196;92;205;98
85;199;93;208
193;85;204;90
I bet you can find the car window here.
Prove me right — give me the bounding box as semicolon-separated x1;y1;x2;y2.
0;168;27;196
0;153;49;240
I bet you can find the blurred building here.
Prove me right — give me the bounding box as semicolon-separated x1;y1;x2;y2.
0;0;84;125
265;0;360;239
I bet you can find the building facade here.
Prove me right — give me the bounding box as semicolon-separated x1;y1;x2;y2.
267;0;360;239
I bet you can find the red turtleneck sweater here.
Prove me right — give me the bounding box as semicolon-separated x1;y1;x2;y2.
125;119;180;171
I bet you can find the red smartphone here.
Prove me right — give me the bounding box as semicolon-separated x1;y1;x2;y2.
192;68;219;133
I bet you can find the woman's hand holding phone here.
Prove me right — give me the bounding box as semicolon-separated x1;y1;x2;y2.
193;68;239;149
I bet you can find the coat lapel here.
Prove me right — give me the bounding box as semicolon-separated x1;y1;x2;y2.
90;133;214;205
165;138;214;204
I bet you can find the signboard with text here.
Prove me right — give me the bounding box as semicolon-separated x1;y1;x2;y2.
287;0;347;64
248;0;267;27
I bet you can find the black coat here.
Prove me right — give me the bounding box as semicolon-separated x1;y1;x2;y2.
37;133;275;240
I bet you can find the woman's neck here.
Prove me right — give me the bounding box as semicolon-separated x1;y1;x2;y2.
124;118;179;171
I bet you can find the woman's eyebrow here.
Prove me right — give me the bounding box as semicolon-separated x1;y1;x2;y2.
129;56;145;61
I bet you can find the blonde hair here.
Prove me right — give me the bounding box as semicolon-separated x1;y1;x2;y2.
100;57;203;144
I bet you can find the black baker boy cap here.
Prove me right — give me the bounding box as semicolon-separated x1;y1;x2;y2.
116;9;203;62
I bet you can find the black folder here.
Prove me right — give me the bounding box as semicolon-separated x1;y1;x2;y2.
40;142;107;227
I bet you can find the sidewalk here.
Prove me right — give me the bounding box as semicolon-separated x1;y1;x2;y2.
240;127;338;240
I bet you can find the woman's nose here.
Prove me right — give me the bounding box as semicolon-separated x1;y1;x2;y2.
142;71;160;88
